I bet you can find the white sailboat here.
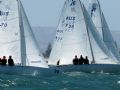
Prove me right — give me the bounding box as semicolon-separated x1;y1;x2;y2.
0;0;61;76
88;0;120;61
49;0;120;73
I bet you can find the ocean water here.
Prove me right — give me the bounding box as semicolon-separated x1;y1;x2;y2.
0;72;120;90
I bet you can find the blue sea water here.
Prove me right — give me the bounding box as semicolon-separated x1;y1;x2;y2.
0;72;120;90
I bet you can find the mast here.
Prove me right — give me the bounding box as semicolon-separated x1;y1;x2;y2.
80;1;95;64
17;0;26;66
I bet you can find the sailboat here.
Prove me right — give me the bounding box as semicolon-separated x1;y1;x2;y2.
49;0;120;73
0;0;61;76
88;0;120;61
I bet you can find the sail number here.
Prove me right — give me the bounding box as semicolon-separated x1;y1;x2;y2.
56;36;62;41
65;16;75;30
66;16;75;20
0;22;7;27
65;24;74;29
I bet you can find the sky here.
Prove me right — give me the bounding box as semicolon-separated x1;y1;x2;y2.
21;0;120;31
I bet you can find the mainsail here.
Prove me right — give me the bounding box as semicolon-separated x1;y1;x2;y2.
0;0;48;68
49;0;118;65
89;0;120;61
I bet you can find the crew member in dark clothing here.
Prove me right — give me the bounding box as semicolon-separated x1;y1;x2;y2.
8;56;14;66
73;55;79;65
1;56;7;65
57;60;60;66
84;56;89;65
0;58;2;65
78;55;84;65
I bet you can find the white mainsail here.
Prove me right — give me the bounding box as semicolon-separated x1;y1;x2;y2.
0;0;21;64
49;0;118;65
89;0;120;61
0;0;48;68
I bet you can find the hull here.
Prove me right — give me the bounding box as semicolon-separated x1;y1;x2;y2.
50;64;120;74
0;65;61;76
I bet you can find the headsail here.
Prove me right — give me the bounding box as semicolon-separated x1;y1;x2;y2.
0;0;48;68
89;0;120;61
49;0;118;65
19;0;48;68
82;4;119;64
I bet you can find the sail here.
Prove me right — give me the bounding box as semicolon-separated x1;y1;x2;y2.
89;0;120;61
19;0;48;68
49;1;67;65
82;5;119;64
49;0;118;65
88;0;103;39
0;0;21;64
59;0;92;65
0;0;48;68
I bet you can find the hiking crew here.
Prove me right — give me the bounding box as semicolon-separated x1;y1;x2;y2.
73;55;79;65
84;56;89;65
8;56;14;66
73;55;90;65
0;58;2;65
1;56;7;65
57;60;60;66
78;55;84;65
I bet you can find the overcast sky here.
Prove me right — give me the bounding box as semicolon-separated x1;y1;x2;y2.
21;0;120;31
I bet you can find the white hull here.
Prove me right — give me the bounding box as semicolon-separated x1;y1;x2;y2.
50;64;120;74
0;65;61;76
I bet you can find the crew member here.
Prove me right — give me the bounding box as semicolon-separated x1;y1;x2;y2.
1;56;7;65
57;60;60;66
84;56;89;65
78;55;84;65
73;55;79;65
8;56;14;66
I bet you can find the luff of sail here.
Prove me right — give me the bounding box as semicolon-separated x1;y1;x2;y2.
0;0;48;68
49;0;118;65
88;0;120;61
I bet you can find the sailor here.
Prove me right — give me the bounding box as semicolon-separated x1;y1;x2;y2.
84;56;89;65
1;56;7;65
8;56;14;66
0;58;2;65
78;55;84;65
73;55;79;65
57;60;60;66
